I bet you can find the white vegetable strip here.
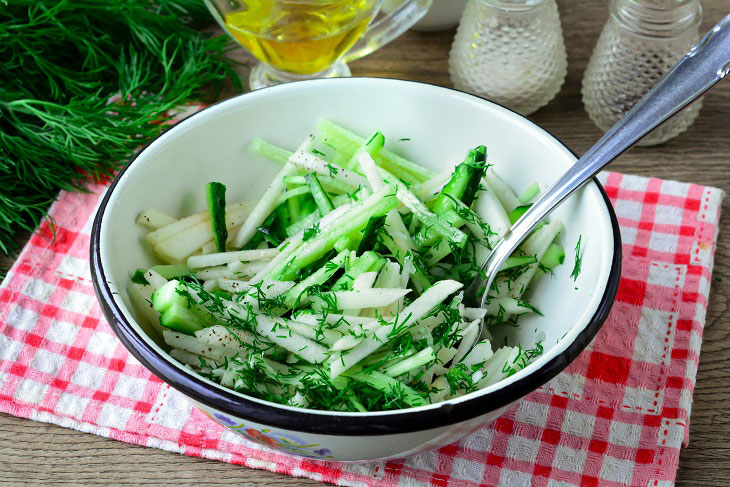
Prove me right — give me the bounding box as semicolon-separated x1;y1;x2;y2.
433;346;458;375
294;312;378;330
414;162;458;202
329;279;463;378
353;271;378;289
461;340;494;368
228;259;270;277
144;269;168;290
195;326;259;354
216;279;248;293
274;185;311;206
462;307;487;321
162;330;235;363
289;391;309;408
136;209;177;230
201;241;218;255
215;279;294;302
127;283;163;335
384;347;436;378
313;288;410;311
476;346;521;388
374;261;400;290
486;168;520;212
357;152;385;191
250;315;329;364
471;179;513;264
359;152;419;262
290;150;370;188
399;255;415;289
395;186;468;245
154;203;253;263
232;161;298;249
170;348;213;368
187;248;279;269
147;202;251;245
372;261;402;318
145;210;208;244
233;137;313;248
331;335;363;352
485;297;535;316
203;279;218;292
452;319;480;365
342;271;377;316
429;375;449;402
288;321;343;347
506;220;563;300
192;260;268;281
195;267;237;280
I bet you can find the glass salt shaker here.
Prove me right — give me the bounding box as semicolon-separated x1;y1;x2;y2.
449;0;567;116
582;0;703;146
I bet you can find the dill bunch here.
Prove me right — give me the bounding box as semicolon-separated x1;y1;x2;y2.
0;0;243;275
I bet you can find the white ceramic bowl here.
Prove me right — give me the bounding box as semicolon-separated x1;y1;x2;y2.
91;78;621;462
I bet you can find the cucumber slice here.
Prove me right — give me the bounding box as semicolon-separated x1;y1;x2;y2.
334;235;354;252
460;145;487;207
151;279;184;314
540;243;565;270
508;204;533;225
131;269;149;285
517;182;540;204
151;264;191;280
343;130;385;171
206;182;228;252
305;173;334;215
330;251;384;291
500;255;538;272
159;302;205;335
356;215;386;254
415;146;487;246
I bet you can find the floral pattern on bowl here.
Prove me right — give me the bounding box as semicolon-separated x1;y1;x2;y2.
205;410;333;459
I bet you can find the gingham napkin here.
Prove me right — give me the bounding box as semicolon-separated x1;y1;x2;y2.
0;169;723;486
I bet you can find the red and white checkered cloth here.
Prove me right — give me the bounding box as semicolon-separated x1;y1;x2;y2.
0;169;723;486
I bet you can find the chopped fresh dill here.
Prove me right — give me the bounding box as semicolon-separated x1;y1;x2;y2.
302;222;321;241
570;235;583;282
0;0;241;275
326;163;339;177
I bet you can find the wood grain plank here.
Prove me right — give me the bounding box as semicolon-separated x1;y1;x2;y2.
2;1;729;485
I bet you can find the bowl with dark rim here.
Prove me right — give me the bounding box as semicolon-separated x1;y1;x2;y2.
91;77;621;462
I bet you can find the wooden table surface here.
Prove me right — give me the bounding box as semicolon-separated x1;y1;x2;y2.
2;1;729;485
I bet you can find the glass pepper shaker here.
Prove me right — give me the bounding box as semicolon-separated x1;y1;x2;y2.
448;0;568;116
582;0;703;146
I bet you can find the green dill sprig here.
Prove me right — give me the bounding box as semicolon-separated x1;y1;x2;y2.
0;0;242;276
302;222;320;241
570;235;583;282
